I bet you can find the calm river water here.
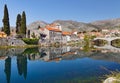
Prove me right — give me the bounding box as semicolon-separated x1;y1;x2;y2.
0;46;120;83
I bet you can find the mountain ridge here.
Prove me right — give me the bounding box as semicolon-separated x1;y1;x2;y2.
1;18;120;32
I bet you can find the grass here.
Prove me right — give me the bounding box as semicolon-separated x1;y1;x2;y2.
0;45;41;49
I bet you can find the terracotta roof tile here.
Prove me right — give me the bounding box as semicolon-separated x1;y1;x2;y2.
62;32;71;35
45;25;62;32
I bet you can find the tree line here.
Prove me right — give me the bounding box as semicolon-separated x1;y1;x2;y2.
2;4;27;37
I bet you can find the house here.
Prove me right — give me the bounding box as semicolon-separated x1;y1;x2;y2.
39;27;49;41
62;32;71;44
90;30;102;37
0;32;7;38
39;23;62;44
101;29;110;36
46;23;62;44
78;32;85;39
110;29;120;37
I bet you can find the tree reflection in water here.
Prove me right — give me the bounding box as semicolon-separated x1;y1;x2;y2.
4;57;11;83
2;46;120;83
17;55;27;79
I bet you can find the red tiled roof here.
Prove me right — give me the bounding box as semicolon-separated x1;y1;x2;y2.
45;25;61;32
62;32;71;35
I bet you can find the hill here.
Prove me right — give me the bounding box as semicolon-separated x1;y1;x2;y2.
91;18;120;29
27;18;120;32
27;21;48;30
53;20;98;32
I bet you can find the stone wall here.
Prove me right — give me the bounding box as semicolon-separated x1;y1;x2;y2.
0;38;26;46
8;38;26;46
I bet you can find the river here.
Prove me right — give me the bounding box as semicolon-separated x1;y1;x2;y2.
0;46;120;83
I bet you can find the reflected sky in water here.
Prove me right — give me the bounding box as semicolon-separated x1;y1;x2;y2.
0;47;120;83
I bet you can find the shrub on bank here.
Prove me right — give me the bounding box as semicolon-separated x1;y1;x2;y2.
22;38;39;45
103;71;120;83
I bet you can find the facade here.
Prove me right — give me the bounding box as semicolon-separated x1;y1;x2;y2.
78;32;85;39
39;23;62;44
62;32;71;44
0;32;7;38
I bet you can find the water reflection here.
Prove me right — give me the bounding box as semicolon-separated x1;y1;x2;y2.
0;46;120;83
4;57;11;83
17;55;27;79
26;47;78;62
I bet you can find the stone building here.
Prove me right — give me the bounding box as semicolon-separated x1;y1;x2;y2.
62;32;71;44
39;23;62;44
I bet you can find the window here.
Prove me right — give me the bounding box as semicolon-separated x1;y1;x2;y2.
12;42;14;45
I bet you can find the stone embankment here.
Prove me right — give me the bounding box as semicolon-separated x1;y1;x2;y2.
0;38;26;46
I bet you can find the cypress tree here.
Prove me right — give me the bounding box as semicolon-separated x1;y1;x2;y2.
16;14;21;34
20;11;27;36
2;4;10;36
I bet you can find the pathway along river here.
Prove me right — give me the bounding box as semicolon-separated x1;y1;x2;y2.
0;46;120;83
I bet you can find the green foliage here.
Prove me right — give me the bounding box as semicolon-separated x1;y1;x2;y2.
91;35;96;39
20;11;26;35
22;47;39;55
111;39;120;47
2;4;10;36
16;14;21;34
31;32;36;38
83;35;91;52
93;39;107;46
22;38;39;45
1;27;4;31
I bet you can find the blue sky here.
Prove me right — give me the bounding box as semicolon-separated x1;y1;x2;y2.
0;0;120;26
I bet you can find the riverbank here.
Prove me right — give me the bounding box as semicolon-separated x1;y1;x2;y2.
0;41;83;49
103;71;120;83
0;45;41;49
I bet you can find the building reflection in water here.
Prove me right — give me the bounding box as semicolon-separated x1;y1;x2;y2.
27;47;79;62
3;46;120;83
4;56;11;83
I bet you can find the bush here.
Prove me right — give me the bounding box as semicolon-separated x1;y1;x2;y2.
22;38;39;45
22;47;39;55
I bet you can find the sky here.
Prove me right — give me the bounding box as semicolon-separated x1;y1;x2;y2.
0;0;120;27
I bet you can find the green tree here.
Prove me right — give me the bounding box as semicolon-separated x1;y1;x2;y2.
2;4;10;36
16;14;21;34
1;27;4;31
20;11;27;37
83;35;91;52
31;32;36;38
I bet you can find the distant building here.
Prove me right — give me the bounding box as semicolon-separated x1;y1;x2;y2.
0;32;7;38
62;32;71;44
78;32;85;39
